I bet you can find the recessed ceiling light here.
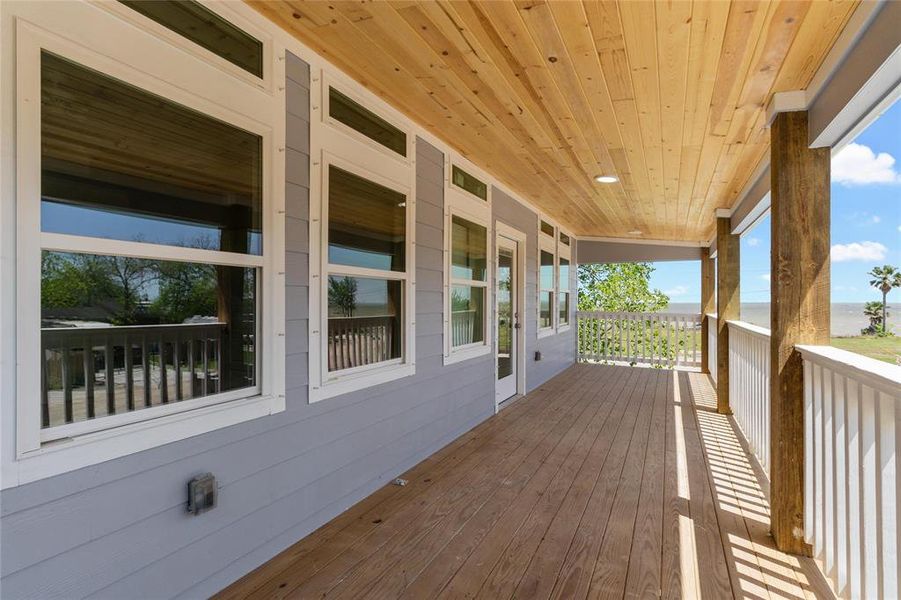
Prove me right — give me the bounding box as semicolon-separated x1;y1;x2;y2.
594;175;618;184
628;230;642;235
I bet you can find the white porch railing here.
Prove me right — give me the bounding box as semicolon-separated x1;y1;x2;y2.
576;311;701;368
798;345;901;599
707;314;717;384
727;320;771;475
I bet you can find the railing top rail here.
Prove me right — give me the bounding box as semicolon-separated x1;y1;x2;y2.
705;313;718;320
41;322;226;333
726;319;772;339
328;314;397;322
797;344;901;397
576;311;702;320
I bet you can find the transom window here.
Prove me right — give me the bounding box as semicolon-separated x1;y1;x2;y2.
38;52;264;440
328;87;407;157
451;165;488;201
119;0;264;78
540;220;555;238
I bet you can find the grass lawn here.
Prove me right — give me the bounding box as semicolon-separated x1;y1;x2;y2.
831;336;901;365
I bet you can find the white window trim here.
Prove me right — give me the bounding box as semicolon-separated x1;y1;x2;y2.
309;69;416;402
557;233;573;332
321;73;413;166
96;0;275;93
5;4;285;489
443;157;492;365
537;218;557;339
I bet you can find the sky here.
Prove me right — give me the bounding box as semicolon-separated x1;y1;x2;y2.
649;98;901;305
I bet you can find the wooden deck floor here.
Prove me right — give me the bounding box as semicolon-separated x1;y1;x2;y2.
216;364;834;599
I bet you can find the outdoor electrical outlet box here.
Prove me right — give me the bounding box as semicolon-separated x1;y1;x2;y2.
534;351;542;361
187;473;217;515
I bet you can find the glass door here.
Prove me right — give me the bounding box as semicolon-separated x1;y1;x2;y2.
496;237;518;403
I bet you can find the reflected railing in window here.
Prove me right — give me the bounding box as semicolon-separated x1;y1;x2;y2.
451;309;479;347
327;316;399;372
41;323;238;428
41;251;258;430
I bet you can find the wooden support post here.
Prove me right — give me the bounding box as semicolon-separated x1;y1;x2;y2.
700;247;715;374
716;215;739;414
769;110;830;556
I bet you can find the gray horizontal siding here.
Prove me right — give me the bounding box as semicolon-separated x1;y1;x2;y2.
1;51;574;599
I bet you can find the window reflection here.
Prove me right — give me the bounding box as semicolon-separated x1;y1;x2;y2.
451;216;487;281
40;52;263;254
451;285;485;347
540;251;555;290
327;276;402;371
41;251;257;428
328;166;406;272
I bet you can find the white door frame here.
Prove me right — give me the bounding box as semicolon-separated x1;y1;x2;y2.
495;221;527;412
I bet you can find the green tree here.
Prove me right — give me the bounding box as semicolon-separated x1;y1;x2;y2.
41;251;147;324
577;263;674;366
151;261;217;323
863;301;884;333
577;262;669;312
868;265;901;334
328;276;358;317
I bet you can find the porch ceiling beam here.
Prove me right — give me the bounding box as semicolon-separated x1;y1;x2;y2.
769;109;830;557
574;238;703;264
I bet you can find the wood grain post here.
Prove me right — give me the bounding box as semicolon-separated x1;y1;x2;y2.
716;215;739;414
769;110;829;556
700;247;715;375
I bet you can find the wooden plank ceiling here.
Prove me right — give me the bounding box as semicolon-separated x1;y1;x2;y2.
250;0;859;242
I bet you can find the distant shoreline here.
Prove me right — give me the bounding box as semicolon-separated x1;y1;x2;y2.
664;302;892;338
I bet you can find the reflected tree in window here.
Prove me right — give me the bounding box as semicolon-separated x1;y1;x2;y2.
328;276;358;318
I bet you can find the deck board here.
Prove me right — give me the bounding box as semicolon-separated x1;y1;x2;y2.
215;364;834;599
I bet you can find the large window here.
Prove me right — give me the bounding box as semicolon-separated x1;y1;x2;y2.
450;216;487;348
326;166;406;372
311;76;415;400
558;256;571;327
538;218;557;334
539;250;555;330
11;8;282;484
37;52;263;440
444;159;491;364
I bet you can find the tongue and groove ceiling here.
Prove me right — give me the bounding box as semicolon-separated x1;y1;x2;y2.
251;0;860;242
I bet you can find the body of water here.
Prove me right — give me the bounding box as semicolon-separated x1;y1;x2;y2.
664;302;884;337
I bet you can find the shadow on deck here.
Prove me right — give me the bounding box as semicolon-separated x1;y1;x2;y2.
216;363;833;599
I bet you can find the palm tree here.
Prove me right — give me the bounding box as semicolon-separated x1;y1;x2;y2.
863;301;884;333
868;265;901;333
